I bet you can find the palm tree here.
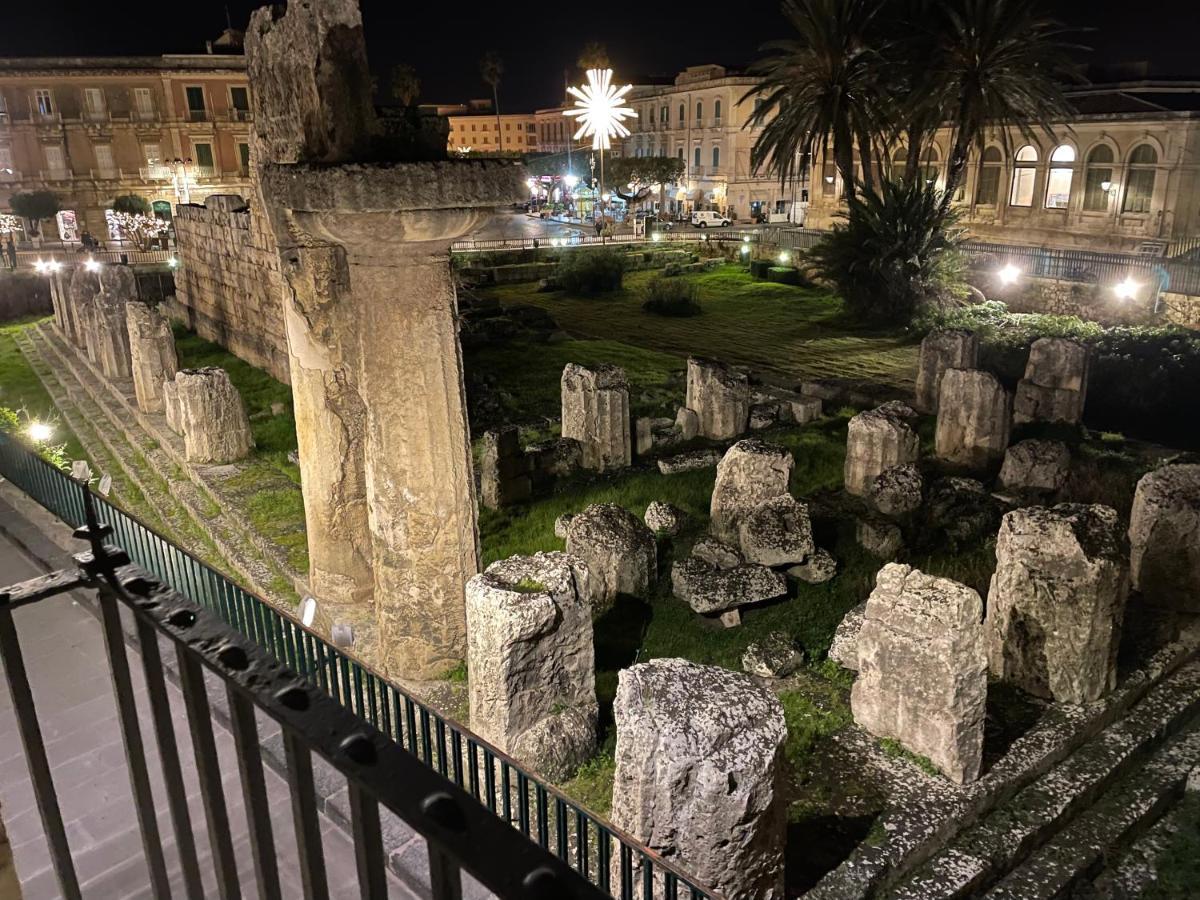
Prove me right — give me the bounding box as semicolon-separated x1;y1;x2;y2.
479;51;504;152
929;0;1079;210
743;0;888;201
389;63;421;107
577;42;610;72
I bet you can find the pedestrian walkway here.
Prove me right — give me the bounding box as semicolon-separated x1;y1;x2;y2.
0;499;419;899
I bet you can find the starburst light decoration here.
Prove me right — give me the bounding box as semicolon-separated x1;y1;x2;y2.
564;68;636;151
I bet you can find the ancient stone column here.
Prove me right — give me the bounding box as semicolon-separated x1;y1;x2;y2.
914;330;979;413
852;564;987;784
934;368;1011;470
48;267;75;337
1128;464;1200;612
710;439;794;543
163;378;183;435
249;0;521;681
844;403;920;497
91;264;136;380
479;425;532;509
611;659;787;899
1014;337;1090;425
174;368;254;464
560;363;631;472
685;357;750;440
465;552;597;780
986;504;1129;703
67;267;99;356
125;302;178;413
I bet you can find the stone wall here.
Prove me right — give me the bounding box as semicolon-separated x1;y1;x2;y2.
171;194;290;382
0;272;52;322
984;276;1200;331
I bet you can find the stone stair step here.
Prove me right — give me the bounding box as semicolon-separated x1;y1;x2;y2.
984;722;1200;900
1087;791;1191;899
883;659;1200;899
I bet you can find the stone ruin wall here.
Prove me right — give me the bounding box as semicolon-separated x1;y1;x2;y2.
170;195;291;383
982;275;1200;330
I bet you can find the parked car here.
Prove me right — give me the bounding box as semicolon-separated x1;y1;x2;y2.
690;210;732;228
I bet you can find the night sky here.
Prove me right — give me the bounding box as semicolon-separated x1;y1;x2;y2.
1;0;1194;111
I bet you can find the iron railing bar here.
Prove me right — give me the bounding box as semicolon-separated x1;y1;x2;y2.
96;588;172;900
427;843;465;900
347;783;387;899
0;603;83;900
282;732;330;900
0;567;86;612
176;646;243;900
225;685;283;900
134;616;206;900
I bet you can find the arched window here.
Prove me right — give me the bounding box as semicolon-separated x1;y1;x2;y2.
661;105;668;124
1044;144;1075;209
1123;144;1158;213
714;99;722;122
920;146;940;185
891;147;908;180
694;146;701;168
1083;145;1115;211
679;103;685;124
712;146;720;169
976;147;1003;205
677;147;684;160
1009;145;1038;207
695;101;703;123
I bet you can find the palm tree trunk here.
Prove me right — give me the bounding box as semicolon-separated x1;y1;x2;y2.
941;126;972;216
834;122;856;202
856;129;876;195
904;127;924;185
492;85;501;154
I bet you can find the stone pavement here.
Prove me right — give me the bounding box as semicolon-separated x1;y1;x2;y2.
0;490;425;899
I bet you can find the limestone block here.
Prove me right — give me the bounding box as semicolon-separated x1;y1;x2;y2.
560;363;631;472
479;426;531;510
658;449;722;475
553;513;575;540
915;330;979;413
686;357;749;440
787;548;838;584
709;439;794;543
465;552;597;780
737;494;815;567
565;504;656;606
935;369;1011;469
644;501;686;536
690;536;744;570
125;303;178;414
829;602;866;670
743;632;803;678
844;404;920;497
67;267;99;350
92;265;136;380
869;464;924;517
611;659;787;899
527;437;581;480
675;406;700;440
927;476;999;541
852;564;987;784
1014;338;1089;425
857;517;904;558
174;368;254;464
671;556;787;614
1013;381;1086;426
163;378;183;435
999;439;1071;494
1128;464;1200;612
986;504;1129;703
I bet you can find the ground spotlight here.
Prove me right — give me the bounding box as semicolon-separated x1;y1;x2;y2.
778;251;790;264
85;257;101;273
1114;276;1140;300
998;263;1021;286
652;232;663;242
299;596;318;627
27;422;53;443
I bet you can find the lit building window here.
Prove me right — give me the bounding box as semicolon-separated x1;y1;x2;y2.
1044;144;1075;209
976;147;1003;205
712;146;720;169
1083;145;1114;212
1122;144;1158;214
693;146;701;168
1009;145;1038;208
714;99;722;122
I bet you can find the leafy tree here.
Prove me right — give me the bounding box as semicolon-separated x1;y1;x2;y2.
389;63;421;107
928;0;1079;210
479;51;504;147
9;190;61;237
605;156;685;212
744;0;888;200
577;42;610;71
111;194;151;216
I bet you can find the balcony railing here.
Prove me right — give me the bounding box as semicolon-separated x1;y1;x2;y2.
90;167;119;180
38;169;73;182
186;108;209;123
229;108;253;123
0;430;715;899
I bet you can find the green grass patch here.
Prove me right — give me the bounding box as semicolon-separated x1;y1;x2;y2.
1146;793;1200;898
0;319;86;461
879;738;942;778
560;744;617;818
779;674;854;765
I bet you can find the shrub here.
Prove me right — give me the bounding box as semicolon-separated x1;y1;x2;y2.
111;194;152;216
641;277;701;317
556;248;626;294
810;178;966;324
749;259;771;279
8;190;61;236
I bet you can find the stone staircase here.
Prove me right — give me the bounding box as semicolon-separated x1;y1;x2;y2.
880;657;1200;899
15;322;303;610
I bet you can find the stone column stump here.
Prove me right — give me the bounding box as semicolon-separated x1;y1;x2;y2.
986;504;1129;703
710;439;794;544
564;503;656;606
844;403;920;497
1014;337;1090;425
915;330;979;413
560;363;632;472
92;264;136;380
479;425;532;509
935;368;1011;470
852;563;987;783
126;302;178;414
686;357;750;440
465;552;597;780
173;368;254;464
67;267;100;357
610;659;787;899
1129;464;1200;612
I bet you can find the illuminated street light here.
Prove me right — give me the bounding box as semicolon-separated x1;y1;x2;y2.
27;422;53;443
740;245;750;256
563;174;579;188
565;68;635;218
998;263;1021;286
652;232;663;242
85;257;101;273
779;251;791;264
33;258;47;274
1114;276;1140;300
49;260;62;273
168;256;179;269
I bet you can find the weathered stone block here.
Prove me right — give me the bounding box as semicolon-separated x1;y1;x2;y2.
986;504;1129;703
479;425;531;510
125;302;178;414
466;552;597;780
829;602;865;670
845;404;920;497
565;503;656;606
1128;464;1200;612
869;463;924;517
173;368;254;464
935;368;1011;469
611;659;787;899
644;501;686;536
561;363;631;472
787;547;838;584
675;406;700;440
671;556;786;614
92;265;136;380
686;357;749;440
1013;337;1090;425
852;564;987;784
857;517;904;558
999;439;1071;494
737;494;814;567
710;439;794;543
743;632;803;678
915;330;979;413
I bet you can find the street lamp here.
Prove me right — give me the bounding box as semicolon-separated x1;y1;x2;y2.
565;68;635;218
85;257;101;273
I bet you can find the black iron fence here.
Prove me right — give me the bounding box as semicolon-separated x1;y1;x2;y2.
0;429;714;900
14;248;175;269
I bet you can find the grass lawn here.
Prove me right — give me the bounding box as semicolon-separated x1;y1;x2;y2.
478;264;921;391
0;317;86;461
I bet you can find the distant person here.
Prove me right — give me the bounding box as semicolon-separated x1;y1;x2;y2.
4;235;15;271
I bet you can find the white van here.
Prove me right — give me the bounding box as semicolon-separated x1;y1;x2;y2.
690;210;732;228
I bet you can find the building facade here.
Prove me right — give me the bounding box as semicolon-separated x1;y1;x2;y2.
0;50;254;244
443;110;539;155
